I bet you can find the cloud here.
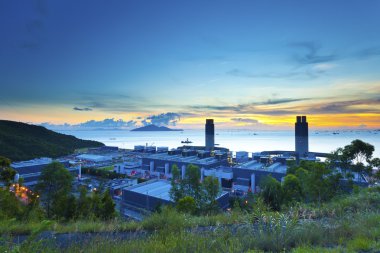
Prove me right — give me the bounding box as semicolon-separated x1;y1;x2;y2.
33;0;48;17
226;67;329;80
19;41;40;50
231;118;259;124
142;112;181;126
190;98;310;113
289;41;337;65
310;97;380;114
40;122;71;129
75;93;153;113
191;104;242;112
260;98;310;105
312;63;337;72
19;0;48;51
227;42;339;80
226;68;299;79
73;107;92;111
79;118;137;129
188;95;380;116
40;112;184;131
354;46;380;59
40;118;137;130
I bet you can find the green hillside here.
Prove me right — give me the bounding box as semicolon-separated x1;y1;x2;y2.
0;120;104;161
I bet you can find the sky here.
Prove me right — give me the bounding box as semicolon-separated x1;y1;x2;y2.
0;0;380;130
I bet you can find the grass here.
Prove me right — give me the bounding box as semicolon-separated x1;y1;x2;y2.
3;211;379;253
1;188;380;252
97;166;114;171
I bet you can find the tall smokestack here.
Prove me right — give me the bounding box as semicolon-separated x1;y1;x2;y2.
295;115;309;158
205;119;215;150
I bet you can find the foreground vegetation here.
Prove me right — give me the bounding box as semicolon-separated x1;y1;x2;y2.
1;187;380;252
0;120;103;161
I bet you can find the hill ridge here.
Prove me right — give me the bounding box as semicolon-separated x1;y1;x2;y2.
0;120;104;161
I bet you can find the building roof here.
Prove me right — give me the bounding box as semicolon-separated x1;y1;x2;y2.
236;161;287;174
11;157;53;169
125;179;229;202
76;154;112;162
145;153;220;166
126;180;172;201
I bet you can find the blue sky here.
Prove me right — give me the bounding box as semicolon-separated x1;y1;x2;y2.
0;0;379;129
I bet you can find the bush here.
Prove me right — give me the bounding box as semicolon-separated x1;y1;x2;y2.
142;207;188;232
176;196;196;214
259;175;283;211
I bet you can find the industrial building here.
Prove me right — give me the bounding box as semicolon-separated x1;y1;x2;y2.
295;115;309;158
130;116;368;198
108;178;138;197
141;149;229;178
88;146;119;153
133;145;159;153
203;166;233;188
236;151;249;163
76;154;113;163
114;160;142;176
11;158;78;186
232;159;287;194
122;179;230;211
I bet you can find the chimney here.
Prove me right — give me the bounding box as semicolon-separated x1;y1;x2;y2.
205;119;215;150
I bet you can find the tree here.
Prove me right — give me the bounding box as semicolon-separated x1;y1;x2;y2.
176;196;196;214
100;189;116;220
76;186;92;218
35;162;73;218
202;176;221;213
0;167;16;186
371;158;380;181
52;194;77;220
0;156;11;168
260;175;283;211
371;158;380;169
169;164;184;202
0;188;24;219
340;140;375;174
0;156;15;186
345;139;374;165
91;190;102;218
282;174;302;203
183;164;202;206
170;164;224;213
327;147;351;174
297;161;341;204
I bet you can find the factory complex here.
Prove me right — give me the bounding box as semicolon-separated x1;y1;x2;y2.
8;116;369;217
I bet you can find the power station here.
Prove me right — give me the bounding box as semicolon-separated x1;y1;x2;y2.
295;115;309;158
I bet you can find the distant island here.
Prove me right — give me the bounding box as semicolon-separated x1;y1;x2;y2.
131;124;183;132
0;120;104;161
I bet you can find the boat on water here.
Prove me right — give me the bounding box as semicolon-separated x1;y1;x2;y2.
181;138;193;144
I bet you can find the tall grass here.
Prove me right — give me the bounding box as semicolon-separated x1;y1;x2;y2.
1;188;380;252
2;211;380;252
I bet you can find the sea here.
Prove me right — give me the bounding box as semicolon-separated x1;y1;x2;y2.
58;129;380;158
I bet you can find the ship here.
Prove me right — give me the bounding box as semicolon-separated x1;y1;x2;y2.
181;138;193;144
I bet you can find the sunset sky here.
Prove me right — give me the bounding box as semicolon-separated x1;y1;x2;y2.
1;0;380;129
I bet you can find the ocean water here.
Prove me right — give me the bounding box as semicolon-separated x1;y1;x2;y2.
58;129;380;158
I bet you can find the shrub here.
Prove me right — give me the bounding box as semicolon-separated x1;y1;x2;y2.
142;207;188;232
176;196;196;214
